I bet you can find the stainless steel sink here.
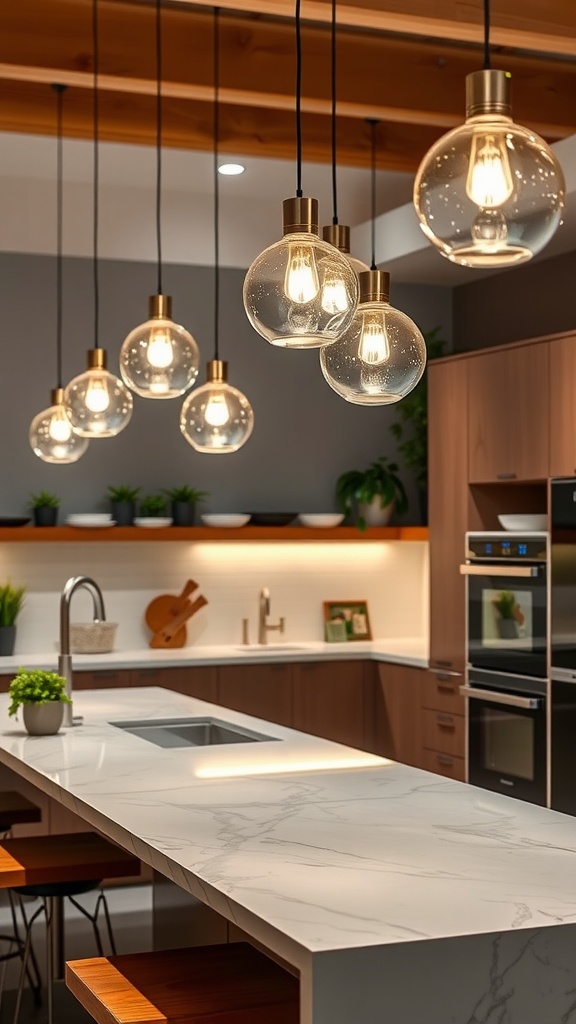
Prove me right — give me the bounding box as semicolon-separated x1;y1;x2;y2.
109;716;278;748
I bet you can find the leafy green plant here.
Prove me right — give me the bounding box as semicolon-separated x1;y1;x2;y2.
336;457;408;531
107;485;141;503
139;494;167;517
0;582;25;626
494;591;517;620
389;326;446;497
8;668;71;718
162;485;209;504
29;491;59;509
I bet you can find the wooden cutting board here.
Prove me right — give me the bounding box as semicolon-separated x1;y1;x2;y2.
145;580;198;635
149;594;208;649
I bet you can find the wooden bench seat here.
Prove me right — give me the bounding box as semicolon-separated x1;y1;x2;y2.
66;942;300;1024
0;832;139;888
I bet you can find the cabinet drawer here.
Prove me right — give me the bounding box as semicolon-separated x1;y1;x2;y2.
74;670;130;690
422;708;465;758
420;748;466;782
422;671;465;715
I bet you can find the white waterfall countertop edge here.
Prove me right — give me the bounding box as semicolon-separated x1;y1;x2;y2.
0;636;429;672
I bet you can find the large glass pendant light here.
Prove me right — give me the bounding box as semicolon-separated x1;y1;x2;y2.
413;0;565;268
64;0;133;438
320;121;427;405
119;0;199;398
242;0;359;349
30;85;89;465
321;0;368;280
180;8;254;454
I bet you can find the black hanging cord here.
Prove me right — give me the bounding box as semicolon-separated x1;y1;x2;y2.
92;0;100;348
368;119;378;271
295;0;303;197
483;0;491;70
213;6;220;360
330;0;338;224
52;84;66;389
155;0;163;294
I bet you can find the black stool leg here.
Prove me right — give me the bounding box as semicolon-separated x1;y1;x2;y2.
67;888;117;957
12;902;44;1024
10;893;41;1003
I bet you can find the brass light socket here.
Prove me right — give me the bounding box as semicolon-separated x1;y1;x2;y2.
358;270;390;304
87;348;107;371
149;294;172;320
283;197;319;235
51;387;65;406
466;69;512;118
322;224;351;252
206;359;228;384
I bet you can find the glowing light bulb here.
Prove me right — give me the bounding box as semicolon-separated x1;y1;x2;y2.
48;407;73;442
284;244;320;304
466;132;514;209
147;328;174;369
85;375;110;413
29;388;89;464
204;392;230;427
321;270;350;314
358;314;390;365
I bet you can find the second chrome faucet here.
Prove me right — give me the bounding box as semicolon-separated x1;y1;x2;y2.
257;587;285;645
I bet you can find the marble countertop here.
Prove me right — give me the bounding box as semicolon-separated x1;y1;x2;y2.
1;686;576;969
0;636;429;672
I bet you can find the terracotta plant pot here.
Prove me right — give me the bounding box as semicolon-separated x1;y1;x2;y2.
22;701;64;736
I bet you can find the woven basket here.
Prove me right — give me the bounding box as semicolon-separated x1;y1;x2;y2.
70;622;118;654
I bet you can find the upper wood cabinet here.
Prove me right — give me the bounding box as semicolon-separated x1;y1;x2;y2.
549;334;576;478
467;343;549;483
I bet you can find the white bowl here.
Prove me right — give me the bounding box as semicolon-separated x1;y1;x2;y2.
201;514;251;528
66;519;116;529
497;514;547;532
298;514;345;528
67;514;112;521
133;517;173;528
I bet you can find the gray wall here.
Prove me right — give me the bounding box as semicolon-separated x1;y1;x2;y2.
2;253;451;522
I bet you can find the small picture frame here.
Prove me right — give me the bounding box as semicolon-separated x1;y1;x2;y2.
323;601;372;642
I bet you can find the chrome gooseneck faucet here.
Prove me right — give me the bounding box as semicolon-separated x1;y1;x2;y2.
258;587;285;645
58;576;106;727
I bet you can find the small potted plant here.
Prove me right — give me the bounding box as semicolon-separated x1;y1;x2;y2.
493;591;521;639
162;485;209;526
138;494;168;519
0;581;26;656
107;485;141;526
29;491;60;527
336;457;408;531
8;667;71;735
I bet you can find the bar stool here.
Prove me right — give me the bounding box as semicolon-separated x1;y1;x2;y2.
0;831;139;1024
0;791;43;1011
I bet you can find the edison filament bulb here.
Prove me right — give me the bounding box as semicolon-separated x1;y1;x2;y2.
64;349;133;438
320;270;427;406
243;198;359;349
180;360;254;454
413;70;565;268
120;295;200;399
29;388;89;463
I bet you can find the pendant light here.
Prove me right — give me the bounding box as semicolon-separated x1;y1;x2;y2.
320;121;427;406
180;8;254;454
119;0;199;398
242;0;359;349
413;0;565;268
29;85;90;465
321;0;368;279
64;0;133;437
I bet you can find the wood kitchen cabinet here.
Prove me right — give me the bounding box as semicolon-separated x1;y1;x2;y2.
467;342;549;483
421;668;465;781
373;663;424;768
131;666;218;703
292;660;373;750
217;663;293;728
74;669;131;689
549;333;576;477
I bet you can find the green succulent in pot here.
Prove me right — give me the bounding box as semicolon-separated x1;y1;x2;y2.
139;494;168;518
8;667;71;735
336;457;408;532
107;484;141;526
29;490;60;527
162;485;209;526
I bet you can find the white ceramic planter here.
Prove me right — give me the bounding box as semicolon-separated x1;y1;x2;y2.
23;701;64;736
358;498;394;527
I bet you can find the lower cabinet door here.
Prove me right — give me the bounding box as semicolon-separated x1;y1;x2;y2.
292;661;371;750
132;667;218;703
217;663;293;728
373;663;425;768
419;748;466;782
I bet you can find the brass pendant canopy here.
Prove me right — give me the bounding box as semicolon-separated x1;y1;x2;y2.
465;69;512;118
149;293;173;320
282;197;319;235
87;347;107;370
322;224;351;252
358;269;390;304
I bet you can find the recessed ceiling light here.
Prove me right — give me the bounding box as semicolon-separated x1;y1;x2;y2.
218;163;245;176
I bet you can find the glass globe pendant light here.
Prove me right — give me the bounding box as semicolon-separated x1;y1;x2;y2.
30;85;89;464
180;8;253;454
242;0;359;349
413;0;565;268
64;0;133;438
320;121;427;405
119;0;199;398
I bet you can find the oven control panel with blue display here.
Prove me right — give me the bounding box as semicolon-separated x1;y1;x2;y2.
466;532;548;562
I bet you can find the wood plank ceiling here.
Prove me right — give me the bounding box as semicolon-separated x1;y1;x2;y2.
1;0;575;172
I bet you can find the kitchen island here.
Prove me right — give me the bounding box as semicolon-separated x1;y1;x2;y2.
0;687;575;1023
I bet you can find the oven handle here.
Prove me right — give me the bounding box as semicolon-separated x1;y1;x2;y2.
459;564;540;578
459;685;542;710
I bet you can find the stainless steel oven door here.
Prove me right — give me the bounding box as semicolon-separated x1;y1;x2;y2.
461;669;547;806
460;562;547;677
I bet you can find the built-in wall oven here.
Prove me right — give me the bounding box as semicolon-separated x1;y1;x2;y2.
460;532;549;805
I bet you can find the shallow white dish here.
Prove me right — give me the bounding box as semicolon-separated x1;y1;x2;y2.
67;515;112;522
133;517;173;528
201;514;251;528
66;519;116;529
497;514;547;532
298;513;345;528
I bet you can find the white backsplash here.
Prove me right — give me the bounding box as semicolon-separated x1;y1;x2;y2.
0;540;429;656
